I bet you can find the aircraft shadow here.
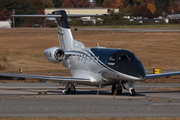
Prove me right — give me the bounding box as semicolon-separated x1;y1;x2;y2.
5;89;179;97
47;90;145;96
138;90;180;94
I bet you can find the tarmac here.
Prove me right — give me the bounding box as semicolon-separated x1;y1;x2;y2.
2;28;180;32
0;83;180;117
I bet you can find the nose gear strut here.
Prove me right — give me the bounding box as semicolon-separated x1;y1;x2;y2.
62;83;76;94
111;81;136;96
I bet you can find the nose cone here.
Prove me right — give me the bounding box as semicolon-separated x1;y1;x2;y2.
117;62;146;80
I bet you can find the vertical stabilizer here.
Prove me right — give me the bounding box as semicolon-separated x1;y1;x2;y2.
52;10;73;50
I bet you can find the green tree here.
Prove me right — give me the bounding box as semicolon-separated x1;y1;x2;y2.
27;0;45;10
153;9;163;17
124;0;133;7
14;0;37;27
61;0;90;8
132;0;145;7
43;0;54;8
154;0;170;13
52;0;63;7
95;0;104;7
130;5;154;18
0;0;20;12
102;0;116;8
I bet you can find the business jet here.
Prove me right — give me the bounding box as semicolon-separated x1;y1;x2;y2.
0;10;180;96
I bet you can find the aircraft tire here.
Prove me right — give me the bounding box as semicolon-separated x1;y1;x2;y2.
129;88;136;96
117;85;122;94
65;88;71;94
111;84;117;95
71;85;76;94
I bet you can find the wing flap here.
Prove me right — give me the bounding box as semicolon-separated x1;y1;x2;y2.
0;73;90;83
146;71;180;79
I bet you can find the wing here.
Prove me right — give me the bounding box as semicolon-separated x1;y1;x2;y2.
0;73;90;84
146;71;180;79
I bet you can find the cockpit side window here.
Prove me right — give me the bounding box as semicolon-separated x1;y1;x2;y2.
117;55;129;62
108;54;139;62
128;55;140;62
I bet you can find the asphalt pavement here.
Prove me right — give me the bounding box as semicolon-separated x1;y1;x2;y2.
0;83;180;117
2;28;180;32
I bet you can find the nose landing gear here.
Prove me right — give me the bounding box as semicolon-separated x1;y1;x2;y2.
127;81;136;96
129;87;136;96
111;81;136;96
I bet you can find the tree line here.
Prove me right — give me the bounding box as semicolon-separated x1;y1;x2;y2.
0;0;91;26
97;0;180;17
0;0;180;26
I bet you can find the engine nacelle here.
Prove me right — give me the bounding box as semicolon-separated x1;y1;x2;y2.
44;47;65;63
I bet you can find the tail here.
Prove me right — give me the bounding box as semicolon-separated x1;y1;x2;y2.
52;10;73;50
52;10;85;50
11;10;105;50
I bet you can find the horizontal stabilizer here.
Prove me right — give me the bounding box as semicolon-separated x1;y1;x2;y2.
11;14;105;18
11;15;62;18
67;14;106;17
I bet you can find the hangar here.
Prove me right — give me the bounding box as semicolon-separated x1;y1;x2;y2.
45;8;119;15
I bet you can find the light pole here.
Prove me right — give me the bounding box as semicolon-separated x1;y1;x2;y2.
13;9;15;28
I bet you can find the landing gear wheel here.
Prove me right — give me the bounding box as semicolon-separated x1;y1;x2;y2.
117;85;122;94
111;84;117;95
129;88;136;96
71;85;76;94
65;88;71;94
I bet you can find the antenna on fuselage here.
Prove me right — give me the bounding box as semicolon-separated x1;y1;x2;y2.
97;43;100;49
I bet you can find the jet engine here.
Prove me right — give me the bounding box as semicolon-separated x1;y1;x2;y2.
44;47;65;63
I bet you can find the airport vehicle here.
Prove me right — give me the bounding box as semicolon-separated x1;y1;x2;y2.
0;10;180;96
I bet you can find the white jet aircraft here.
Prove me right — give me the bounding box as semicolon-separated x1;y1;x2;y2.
0;10;180;96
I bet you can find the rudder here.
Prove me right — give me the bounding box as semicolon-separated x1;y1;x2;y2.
52;10;73;50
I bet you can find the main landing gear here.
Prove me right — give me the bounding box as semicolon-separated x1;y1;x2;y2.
111;84;122;95
62;83;76;94
111;81;136;96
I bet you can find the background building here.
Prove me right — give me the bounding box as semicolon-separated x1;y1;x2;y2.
45;8;119;15
0;20;11;28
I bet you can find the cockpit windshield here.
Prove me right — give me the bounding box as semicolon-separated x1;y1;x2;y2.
108;54;139;62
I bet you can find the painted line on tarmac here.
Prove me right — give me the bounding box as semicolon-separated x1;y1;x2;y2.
153;103;180;105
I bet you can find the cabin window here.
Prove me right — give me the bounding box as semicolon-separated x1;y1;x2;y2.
81;55;84;62
83;55;87;62
77;55;80;61
74;55;77;61
80;55;82;61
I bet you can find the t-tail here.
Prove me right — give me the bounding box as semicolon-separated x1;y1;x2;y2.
52;10;105;50
53;10;73;50
12;10;105;50
52;10;83;50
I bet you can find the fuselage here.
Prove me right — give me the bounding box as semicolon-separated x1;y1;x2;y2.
68;47;146;86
